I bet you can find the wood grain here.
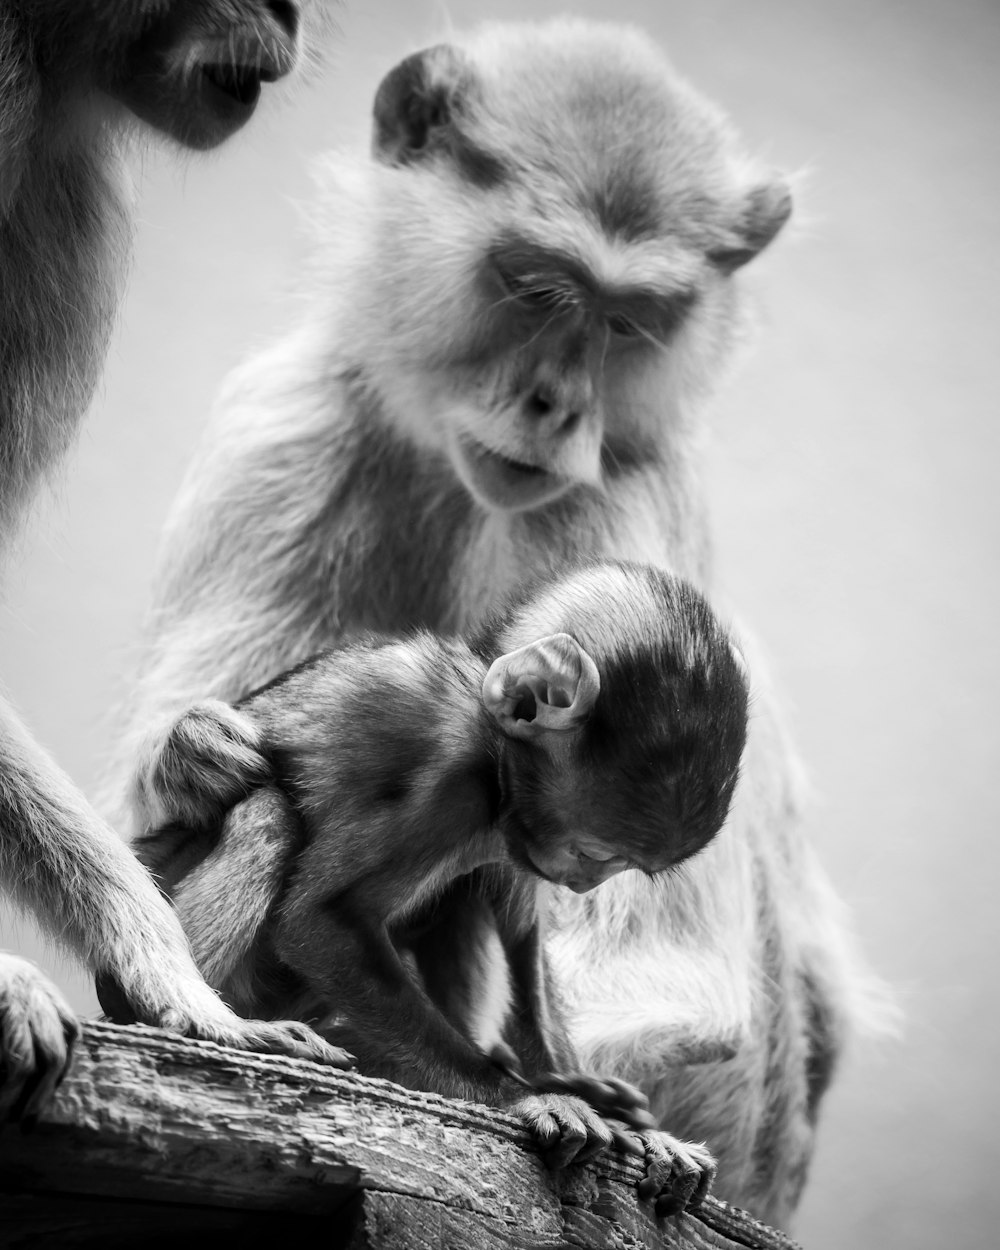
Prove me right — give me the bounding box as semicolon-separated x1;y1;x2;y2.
0;1021;803;1249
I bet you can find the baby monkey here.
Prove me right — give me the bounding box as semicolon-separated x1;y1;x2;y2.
123;561;748;1210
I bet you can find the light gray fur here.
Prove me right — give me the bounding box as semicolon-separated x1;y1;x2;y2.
109;19;879;1228
0;0;343;1091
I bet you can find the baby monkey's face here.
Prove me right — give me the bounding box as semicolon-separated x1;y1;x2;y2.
520;834;634;894
498;732;733;895
498;756;668;894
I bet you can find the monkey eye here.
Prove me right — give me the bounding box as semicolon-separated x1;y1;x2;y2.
575;847;619;864
496;267;565;310
606;312;643;339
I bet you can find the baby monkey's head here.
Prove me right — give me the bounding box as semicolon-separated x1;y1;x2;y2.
473;561;749;892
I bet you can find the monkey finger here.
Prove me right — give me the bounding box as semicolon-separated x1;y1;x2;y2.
19;1010;81;1129
94;971;138;1025
488;1041;531;1086
600;1075;652;1114
636;1131;717;1216
243;1019;355;1068
534;1070;619;1106
513;1093;610;1170
615;1103;657;1132
551;1099;613;1168
0;960;78;1124
605;1120;646;1158
538;1071;655;1132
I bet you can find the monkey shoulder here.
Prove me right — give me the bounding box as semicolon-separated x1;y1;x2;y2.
247;635;497;835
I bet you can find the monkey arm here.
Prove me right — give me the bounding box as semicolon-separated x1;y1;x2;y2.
497;906;655;1132
0;697;344;1072
496;893;720;1216
169;787;307;1010
275;879;626;1169
274;867;518;1104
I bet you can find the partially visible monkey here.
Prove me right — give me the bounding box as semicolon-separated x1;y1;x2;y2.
124;560;746;1209
109;19;876;1227
0;0;346;1125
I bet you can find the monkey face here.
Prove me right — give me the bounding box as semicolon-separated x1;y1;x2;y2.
430;242;698;516
96;0;303;150
513;824;633;895
443;276;606;513
365;27;791;517
482;562;750;887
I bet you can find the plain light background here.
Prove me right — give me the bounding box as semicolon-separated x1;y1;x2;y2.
2;1;997;1246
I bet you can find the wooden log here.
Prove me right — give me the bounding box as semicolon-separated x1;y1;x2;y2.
0;1021;802;1250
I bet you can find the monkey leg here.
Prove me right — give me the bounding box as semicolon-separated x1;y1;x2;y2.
0;953;79;1126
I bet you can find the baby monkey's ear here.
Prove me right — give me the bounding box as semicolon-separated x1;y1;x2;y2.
483;634;600;743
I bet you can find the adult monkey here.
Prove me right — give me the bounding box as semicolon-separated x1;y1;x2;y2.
112;20;870;1228
0;0;348;1125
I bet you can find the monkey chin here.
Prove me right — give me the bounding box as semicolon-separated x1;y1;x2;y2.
107;28;294;152
453;437;573;513
516;848;602;896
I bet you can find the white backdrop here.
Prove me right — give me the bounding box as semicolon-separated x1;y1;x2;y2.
2;2;998;1246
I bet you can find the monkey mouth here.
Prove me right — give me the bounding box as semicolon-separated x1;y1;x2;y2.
201;64;274;110
525;861;597;895
515;844;594;893
456;438;571;512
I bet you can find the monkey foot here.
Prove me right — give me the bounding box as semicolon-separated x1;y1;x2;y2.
529;1069;656;1133
636;1130;716;1218
512;1091;619;1170
0;954;80;1128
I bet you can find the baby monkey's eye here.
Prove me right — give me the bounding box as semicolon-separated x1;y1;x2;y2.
576;847;621;864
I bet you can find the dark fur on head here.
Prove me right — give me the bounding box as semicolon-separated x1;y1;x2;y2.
474;561;748;872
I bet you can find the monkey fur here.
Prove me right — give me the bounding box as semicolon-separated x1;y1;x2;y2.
0;0;346;1125
126;559;745;1210
109;19;876;1227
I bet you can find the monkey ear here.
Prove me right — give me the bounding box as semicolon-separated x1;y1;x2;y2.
482;634;601;743
372;45;471;167
708;179;792;273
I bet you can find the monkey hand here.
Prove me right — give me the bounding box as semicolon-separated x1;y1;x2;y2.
0;954;80;1128
95;971;354;1070
635;1129;717;1218
198;1016;355;1070
527;1069;656;1133
510;1091;622;1170
489;1043;654;1153
132;699;272;834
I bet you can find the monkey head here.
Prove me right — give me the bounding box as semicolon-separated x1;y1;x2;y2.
20;0;305;150
341;20;791;513
479;562;750;891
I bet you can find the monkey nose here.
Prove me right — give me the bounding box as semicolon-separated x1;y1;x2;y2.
523;386;584;435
